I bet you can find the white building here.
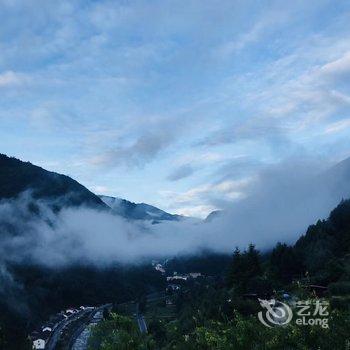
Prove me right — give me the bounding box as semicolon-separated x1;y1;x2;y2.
65;309;75;316
167;275;187;282
155;264;166;274
32;338;45;349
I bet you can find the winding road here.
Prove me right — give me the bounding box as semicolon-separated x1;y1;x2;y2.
71;309;105;350
39;299;148;349
45;309;92;350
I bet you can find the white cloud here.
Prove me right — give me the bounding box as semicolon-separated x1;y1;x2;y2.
161;177;252;218
0;0;350;216
91;185;110;194
172;204;217;218
2;158;349;268
320;51;350;79
0;71;24;87
324;118;350;134
214;10;287;59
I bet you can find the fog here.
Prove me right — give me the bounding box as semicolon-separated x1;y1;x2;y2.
0;158;349;268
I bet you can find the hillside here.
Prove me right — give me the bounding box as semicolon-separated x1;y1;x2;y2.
0;154;107;209
294;198;350;279
87;199;350;350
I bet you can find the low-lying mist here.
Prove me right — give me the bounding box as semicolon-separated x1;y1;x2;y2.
0;158;349;268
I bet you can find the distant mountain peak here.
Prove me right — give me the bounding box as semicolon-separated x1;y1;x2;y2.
99;195;181;222
204;210;222;222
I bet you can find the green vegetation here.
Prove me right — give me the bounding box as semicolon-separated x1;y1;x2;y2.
88;199;350;349
90;285;350;349
88;314;155;350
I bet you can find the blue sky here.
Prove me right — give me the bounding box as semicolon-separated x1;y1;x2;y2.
1;0;350;218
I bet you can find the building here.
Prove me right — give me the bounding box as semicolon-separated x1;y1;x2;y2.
189;272;202;279
65;309;75;316
32;338;46;349
167;275;187;282
155;263;166;274
32;330;51;350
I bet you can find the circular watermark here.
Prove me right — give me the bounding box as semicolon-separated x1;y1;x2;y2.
258;298;293;328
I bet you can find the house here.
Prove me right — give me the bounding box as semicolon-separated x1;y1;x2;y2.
155;263;166;274
32;338;46;349
166;272;202;282
32;330;50;349
65;309;75;316
166;275;188;282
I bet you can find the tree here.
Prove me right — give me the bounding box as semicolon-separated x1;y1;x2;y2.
227;245;262;292
88;313;155;350
270;242;303;282
227;247;243;288
245;244;262;279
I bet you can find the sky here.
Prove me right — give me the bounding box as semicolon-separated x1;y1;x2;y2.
0;0;350;218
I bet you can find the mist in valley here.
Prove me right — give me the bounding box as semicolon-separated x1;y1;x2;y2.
0;157;349;269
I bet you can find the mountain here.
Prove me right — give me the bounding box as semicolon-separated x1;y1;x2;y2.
0;154;181;221
0;154;106;209
294;198;350;276
323;156;350;193
99;195;182;222
205;157;350;223
204;210;222;222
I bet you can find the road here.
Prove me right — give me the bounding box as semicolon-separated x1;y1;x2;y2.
70;305;111;350
135;302;148;334
46;309;92;350
71;310;104;350
136;314;148;333
44;300;144;349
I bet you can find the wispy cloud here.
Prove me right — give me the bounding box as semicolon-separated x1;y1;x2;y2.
167;164;195;181
161;177;252;218
0;0;350;213
0;71;26;87
324;118;350;134
320;51;350;79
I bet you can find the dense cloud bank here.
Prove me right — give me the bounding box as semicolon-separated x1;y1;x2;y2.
0;159;349;268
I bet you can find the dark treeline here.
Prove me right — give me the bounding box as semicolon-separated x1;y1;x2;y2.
228;198;350;294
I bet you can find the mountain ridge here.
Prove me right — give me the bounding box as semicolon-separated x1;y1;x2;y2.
99;195;182;222
0;153;181;222
0;154;106;209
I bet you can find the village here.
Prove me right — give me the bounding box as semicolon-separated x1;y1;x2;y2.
29;305;111;350
28;262;203;350
30;306;91;349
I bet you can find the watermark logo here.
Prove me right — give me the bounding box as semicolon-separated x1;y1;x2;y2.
258;299;329;329
295;300;329;328
258;299;293;327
